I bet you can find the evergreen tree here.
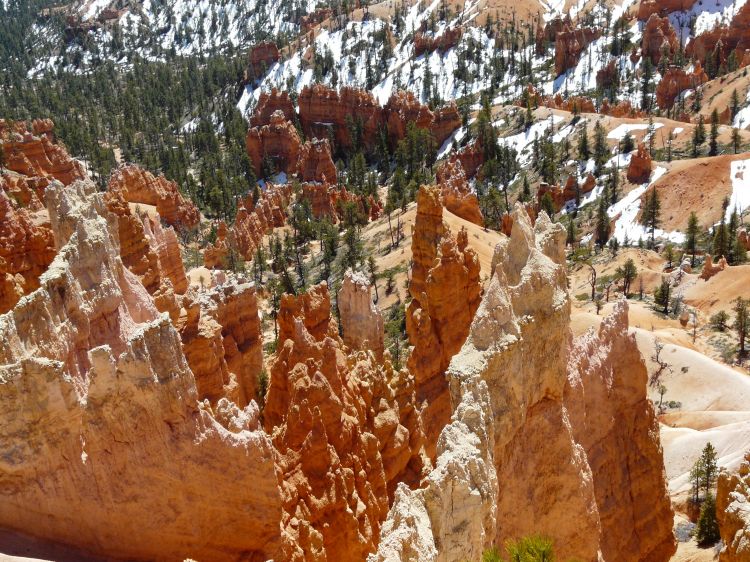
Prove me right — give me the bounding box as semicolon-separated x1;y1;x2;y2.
692;115;706;157
709;108;720;156
639;187;661;247
695;494;720;546
577;126;590;161
595;197;609;247
684;212;700;268
593;120;608;174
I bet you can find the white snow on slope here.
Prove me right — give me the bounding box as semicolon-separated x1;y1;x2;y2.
726;159;750;220
609;166;684;244
607;122;663;141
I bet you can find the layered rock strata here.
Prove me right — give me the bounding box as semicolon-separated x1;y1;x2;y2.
372;206;675;562
264;282;426;561
108;164;200;230
338;269;384;359
406;185;481;458
0;180;282;561
717;454;750;561
435;160;484;226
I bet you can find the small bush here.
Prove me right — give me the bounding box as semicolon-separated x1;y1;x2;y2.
710;310;729;332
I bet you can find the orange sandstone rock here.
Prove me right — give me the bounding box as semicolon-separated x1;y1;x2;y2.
246;110;303;177
406;185;481;457
249;42;280;79
436;159;484;226
109;164;200;230
265;282;426;561
656;64;709;110
641;14;679;64
627;143;653;184
297;138;337;183
717;454;750;561
554;25;601;76
250;88;296;127
0;180;282;562
338;269;384;359
0;189;55;314
0;119;85;186
701;254;728;280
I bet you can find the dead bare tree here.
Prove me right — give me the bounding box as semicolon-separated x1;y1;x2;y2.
650;338;673;386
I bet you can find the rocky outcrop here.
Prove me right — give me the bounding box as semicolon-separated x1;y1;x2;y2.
246;110;303;177
638;0;697;20
372;206;675;562
204;220;231;269
413;27;462;56
265;282;426;562
701;254;728;280
655;64;709;110
0;180;282;561
108;164;200;230
642;14;678;65
297;137;337;183
235;184;290;258
406;186;481;458
0;119;85;186
249;42;280;79
565;302;677;561
627;143;653;183
298;84;384;152
179;282;263;407
435;159;483;226
296;85;460;153
300;181;382;223
0;189;55;314
686;1;750;68
338;269;384;359
250;88;296;127
717;454;750;561
555;25;601;76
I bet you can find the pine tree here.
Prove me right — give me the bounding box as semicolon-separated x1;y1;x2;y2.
640;187;661;247
731;88;741;120
696;493;720;546
685;212;700;268
732;127;742;154
596;197;609;247
692;115;706;157
709;108;720;156
593;120;608;174
577;126;590;161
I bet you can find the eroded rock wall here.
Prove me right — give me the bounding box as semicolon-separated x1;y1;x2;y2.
264;282;426;562
372;205;675;562
0;180;282;562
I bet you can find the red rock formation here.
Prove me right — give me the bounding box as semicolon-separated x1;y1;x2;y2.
638;0;697;20
228;183;291;259
717;454;750;561
655;64;709;110
249;42;280;78
537;181;566;212
297;138;337;182
179;282;263;407
373;210;675;562
0;119;85;186
300;181;382;223
413;27;462;56
627;143;653;183
406;185;481;458
536;16;568;55
338;269;384;359
554;25;601;76
600;98;644;118
565;301;677;561
204;221;230;269
642;14;679;64
297;85;460;152
246;110;303;177
265;282;426;561
687;2;750;70
432;102;462;147
436;159;483;226
701;254;728;280
109;164;200;230
298;84;384;152
0;180;282;562
596;60;619;91
250;88;296;127
300;7;332;31
449;138;484;178
0;189;55;314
